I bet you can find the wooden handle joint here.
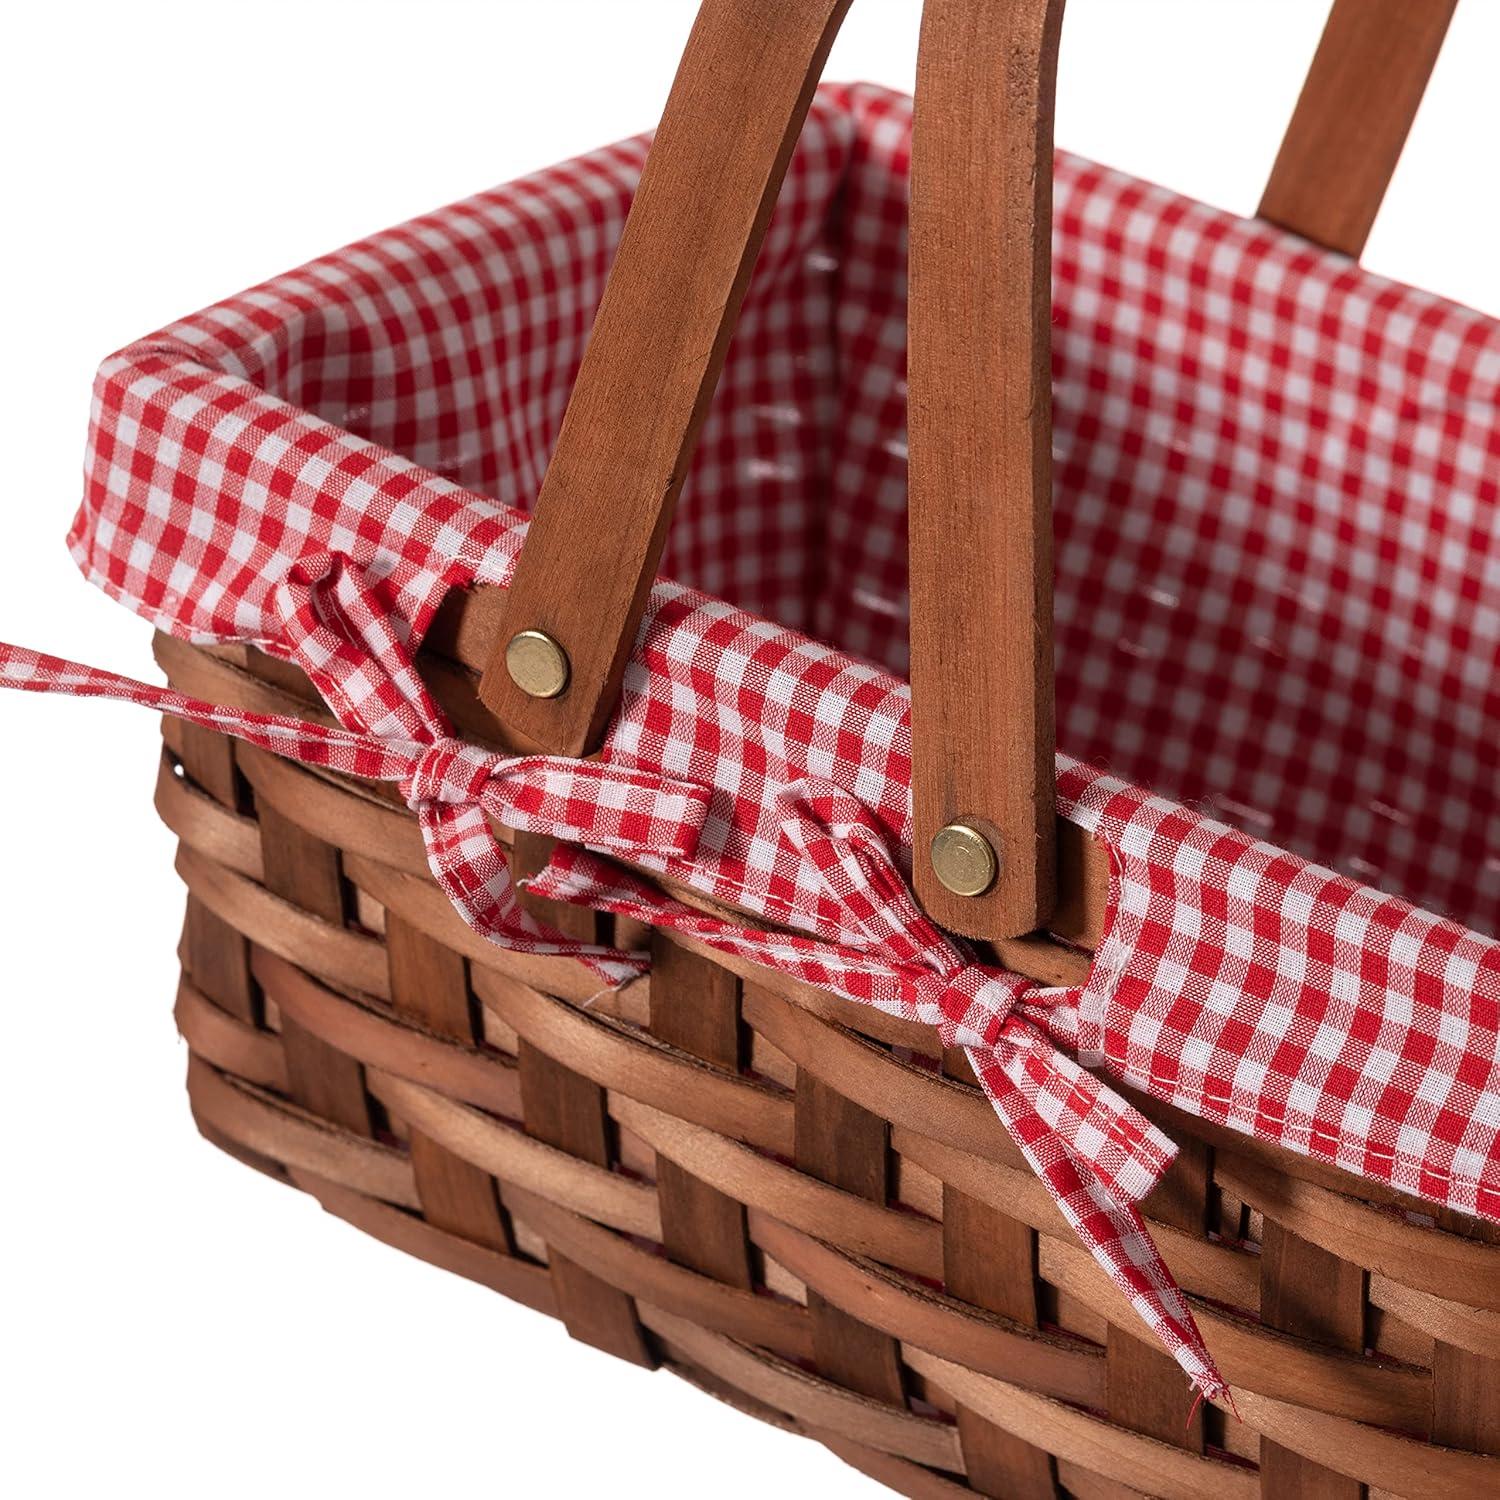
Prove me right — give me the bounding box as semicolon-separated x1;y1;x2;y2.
474;0;1456;941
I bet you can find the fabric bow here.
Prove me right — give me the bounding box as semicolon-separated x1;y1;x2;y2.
0;550;1224;1398
526;778;1226;1400
0;552;710;985
270;552;713;983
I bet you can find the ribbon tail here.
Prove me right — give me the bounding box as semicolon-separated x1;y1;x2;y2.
967;1036;1227;1402
526;847;903;981
0;641;416;777
418;804;643;986
465;844;1230;1398
479;757;712;864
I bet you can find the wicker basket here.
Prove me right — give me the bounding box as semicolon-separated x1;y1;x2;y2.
17;0;1500;1495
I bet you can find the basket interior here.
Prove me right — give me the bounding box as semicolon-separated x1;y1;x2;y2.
219;83;1498;935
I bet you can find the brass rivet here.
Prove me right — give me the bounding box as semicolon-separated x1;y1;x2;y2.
505;629;570;699
930;821;998;898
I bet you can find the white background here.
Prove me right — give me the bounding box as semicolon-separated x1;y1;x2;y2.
2;3;1496;1496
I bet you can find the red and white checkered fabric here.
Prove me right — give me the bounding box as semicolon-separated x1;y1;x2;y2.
0;603;1223;1398
0;602;711;992
1066;761;1500;1221
19;84;1497;1396
530;846;1215;1392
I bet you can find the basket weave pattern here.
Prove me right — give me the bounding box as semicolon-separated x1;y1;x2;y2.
16;10;1494;1490
157;625;1500;1498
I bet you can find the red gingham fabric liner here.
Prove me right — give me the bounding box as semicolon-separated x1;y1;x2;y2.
1066;762;1500;1221
22;84;1497;1395
0;617;711;991
70;85;1499;933
0;613;1222;1397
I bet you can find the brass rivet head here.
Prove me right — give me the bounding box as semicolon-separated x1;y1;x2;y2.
505;629;570;700
930;821;998;898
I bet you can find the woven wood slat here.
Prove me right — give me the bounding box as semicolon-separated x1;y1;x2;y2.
175;723;259;1029
386;912;514;1253
796;1070;910;1404
126;0;1496;1487
258;801;373;1137
650;936;756;1291
151;637;1500;1497
940;1049;1060;1496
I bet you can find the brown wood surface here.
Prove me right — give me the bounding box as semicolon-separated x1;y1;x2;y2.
907;0;1063;939
478;0;852;752
257;800;372;1136
650;935;755;1289
944;1185;1058;1497
656;1157;754;1289
1432;1341;1500;1455
1430;1194;1500;1450
174;717;245;810
181;896;258;1027
386;912;513;1252
175;724;259;1027
942;1184;1039;1324
1258;1223;1367;1498
231;766;368;1131
650;929;743;1070
941;1047;1057;1497
1106;1334;1203;1454
518;1039;655;1366
509;828;653;1362
1258;0;1458;256
795;1070;907;1404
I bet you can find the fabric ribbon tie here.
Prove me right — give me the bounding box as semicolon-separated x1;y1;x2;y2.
525;783;1228;1401
403;738;496;805
0;549;1225;1400
0;552;710;985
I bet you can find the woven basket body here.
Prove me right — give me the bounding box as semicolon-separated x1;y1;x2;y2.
127;70;1500;1496
3;0;1485;1492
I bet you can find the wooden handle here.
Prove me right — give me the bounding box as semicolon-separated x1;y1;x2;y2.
906;0;1064;937
1259;0;1458;258
479;0;1457;942
481;0;1064;940
478;0;853;755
